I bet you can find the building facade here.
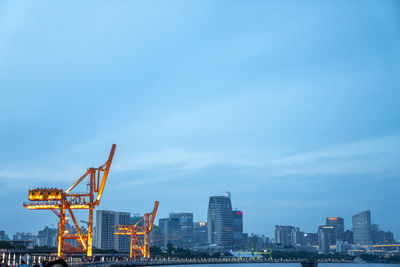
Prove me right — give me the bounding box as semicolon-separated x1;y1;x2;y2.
274;225;295;247
159;217;181;248
169;213;194;248
94;210;130;252
207;196;233;245
193;222;207;245
318;225;335;253
352;210;371;244
232;210;244;244
326;217;344;242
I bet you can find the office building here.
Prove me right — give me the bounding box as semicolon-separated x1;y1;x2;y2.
0;231;9;241
169;212;194;248
159;217;181;248
326;217;344;241
193;222;208;245
291;227;305;247
94;210;130;252
352;210;371;244
318;225;335;253
304;233;318;246
344;230;353;244
274;225;295;247
207;195;233;245
232;210;244;243
36;226;57;247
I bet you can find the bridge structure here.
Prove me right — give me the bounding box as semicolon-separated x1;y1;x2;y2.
23;144;117;260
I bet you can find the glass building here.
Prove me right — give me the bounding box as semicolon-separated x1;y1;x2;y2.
352;210;371;244
207;196;233;245
326;217;345;242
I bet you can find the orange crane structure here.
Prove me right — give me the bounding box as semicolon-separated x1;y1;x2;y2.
23;144;116;260
115;201;159;260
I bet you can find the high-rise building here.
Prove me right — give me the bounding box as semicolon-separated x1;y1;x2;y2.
0;231;9;241
159;217;181;248
193;222;208;245
291;227;305;247
94;210;130;252
274;226;295;247
318;225;335;253
207;196;233;245
326;217;344;242
352;210;371;244
344;230;353;244
36;226;57;247
169;212;194;248
232;210;244;244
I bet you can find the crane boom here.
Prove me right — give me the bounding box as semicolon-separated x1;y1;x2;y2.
95;144;116;205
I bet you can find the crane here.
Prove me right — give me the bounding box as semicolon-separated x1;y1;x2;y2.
115;201;159;260
23;144;116;260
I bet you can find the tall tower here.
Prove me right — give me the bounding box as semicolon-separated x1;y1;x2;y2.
352;210;371;244
326;217;345;241
207;196;233;245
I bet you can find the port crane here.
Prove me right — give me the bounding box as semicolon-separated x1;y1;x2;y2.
23;144;116;260
115;201;159;260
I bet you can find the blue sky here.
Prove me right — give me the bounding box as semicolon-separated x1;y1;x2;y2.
0;0;400;239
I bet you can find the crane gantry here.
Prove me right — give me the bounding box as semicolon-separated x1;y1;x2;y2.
23;144;116;260
115;201;159;260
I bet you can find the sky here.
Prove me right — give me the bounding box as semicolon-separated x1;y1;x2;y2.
0;0;400;240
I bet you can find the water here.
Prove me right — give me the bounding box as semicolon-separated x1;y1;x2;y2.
167;264;400;267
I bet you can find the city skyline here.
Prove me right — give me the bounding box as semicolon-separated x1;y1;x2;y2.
1;0;400;243
1;192;396;243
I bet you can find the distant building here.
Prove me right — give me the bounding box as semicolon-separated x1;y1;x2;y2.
291;227;305;247
159;217;181;248
344;230;353;244
274;226;295;247
0;231;9;241
130;213;143;226
193;222;208;245
207;195;233;245
326;217;344;241
304;233;318;246
94;210;130;252
352;210;371;244
232;210;244;244
13;232;35;241
318;225;335;253
150;225;164;248
36;226;57;247
169;212;194;248
247;234;269;250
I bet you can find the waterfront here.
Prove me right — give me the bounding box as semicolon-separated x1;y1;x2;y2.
150;264;398;267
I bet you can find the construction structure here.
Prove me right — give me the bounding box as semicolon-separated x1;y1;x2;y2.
23;144;116;260
115;201;159;260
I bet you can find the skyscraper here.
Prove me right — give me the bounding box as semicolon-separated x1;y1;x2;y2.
169;212;194;248
352;210;371;244
232;210;244;244
207;195;233;245
318;225;335;253
159;217;181;248
274;225;295;247
326;217;344;242
94;210;130;252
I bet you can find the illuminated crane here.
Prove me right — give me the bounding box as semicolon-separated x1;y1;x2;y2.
115;201;159;260
23;144;116;260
